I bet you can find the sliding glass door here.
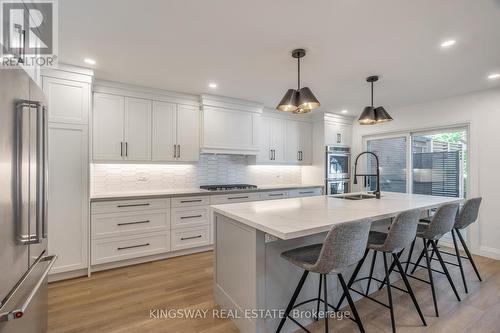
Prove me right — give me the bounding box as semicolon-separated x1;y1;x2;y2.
364;126;468;198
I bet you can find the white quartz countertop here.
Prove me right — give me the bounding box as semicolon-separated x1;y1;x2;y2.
211;192;462;240
90;184;323;201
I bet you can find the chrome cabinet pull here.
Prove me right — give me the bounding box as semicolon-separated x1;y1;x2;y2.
180;215;202;220
117;243;150;251
117;220;150;226
180;199;202;203
117;203;150;208
228;196;248;200
181;235;202;241
0;255;57;322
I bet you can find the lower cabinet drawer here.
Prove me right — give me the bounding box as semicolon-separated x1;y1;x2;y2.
210;192;260;205
260;190;289;200
289;187;323;197
92;232;170;265
171;207;209;229
171;226;210;251
92;211;170;239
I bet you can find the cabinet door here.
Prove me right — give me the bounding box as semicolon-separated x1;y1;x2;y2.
93;93;124;161
269;118;286;162
43;77;90;124
298;121;312;164
152;101;177;161
285;120;301;163
256;115;271;162
177;105;200;162
124;97;152;161
340;124;352;147
48;123;88;274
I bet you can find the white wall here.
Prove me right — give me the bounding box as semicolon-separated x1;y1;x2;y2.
351;87;500;259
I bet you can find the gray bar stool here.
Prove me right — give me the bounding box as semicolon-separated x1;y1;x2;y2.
276;219;372;333
388;203;461;317
411;197;482;293
336;209;426;333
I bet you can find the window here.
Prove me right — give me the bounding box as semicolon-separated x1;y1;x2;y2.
364;126;468;198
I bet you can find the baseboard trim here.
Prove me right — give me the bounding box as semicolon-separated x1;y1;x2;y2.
478;246;500;260
49;268;88;282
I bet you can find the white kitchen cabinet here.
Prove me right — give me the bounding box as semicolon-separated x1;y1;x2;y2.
93;93;124;160
48;123;89;274
285;120;312;164
43;77;90;124
152;102;200;162
124;97;152;161
257;116;286;163
325;121;352;147
201;106;259;154
152;101;177;161
176;105;200;162
93;94;152;161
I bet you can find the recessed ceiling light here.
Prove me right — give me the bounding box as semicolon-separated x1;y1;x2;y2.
488;73;500;80
440;40;456;48
340;109;348;114
208;82;217;89
84;58;96;65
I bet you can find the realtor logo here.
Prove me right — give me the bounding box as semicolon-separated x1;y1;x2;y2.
0;0;57;66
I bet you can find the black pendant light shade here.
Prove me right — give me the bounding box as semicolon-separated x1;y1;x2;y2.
276;49;320;114
276;89;299;112
358;75;393;125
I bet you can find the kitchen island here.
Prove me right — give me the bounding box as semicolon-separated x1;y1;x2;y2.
211;192;461;333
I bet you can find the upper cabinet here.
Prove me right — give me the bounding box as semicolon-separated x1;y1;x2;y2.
285;120;312;165
93;83;200;163
200;94;262;155
325;120;352;147
257;116;286;163
43;76;91;124
152;102;200;162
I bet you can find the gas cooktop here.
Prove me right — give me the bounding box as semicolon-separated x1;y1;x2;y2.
200;184;258;191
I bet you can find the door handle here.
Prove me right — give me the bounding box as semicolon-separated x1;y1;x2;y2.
0;255;57;322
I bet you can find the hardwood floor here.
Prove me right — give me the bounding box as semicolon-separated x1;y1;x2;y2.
48;250;500;333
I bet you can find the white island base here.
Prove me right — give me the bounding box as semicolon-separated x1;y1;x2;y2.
212;193;461;333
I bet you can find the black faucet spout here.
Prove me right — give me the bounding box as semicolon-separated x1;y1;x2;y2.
353;151;381;199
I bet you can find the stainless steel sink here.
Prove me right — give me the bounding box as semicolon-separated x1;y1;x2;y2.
334;193;377;200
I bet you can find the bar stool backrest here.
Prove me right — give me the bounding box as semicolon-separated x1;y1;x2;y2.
312;219;372;274
455;197;482;230
382;209;421;253
422;203;459;240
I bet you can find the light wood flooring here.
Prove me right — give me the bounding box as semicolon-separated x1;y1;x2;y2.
48;250;500;333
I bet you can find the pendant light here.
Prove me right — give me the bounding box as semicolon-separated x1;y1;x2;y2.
358;75;393;125
276;48;320;114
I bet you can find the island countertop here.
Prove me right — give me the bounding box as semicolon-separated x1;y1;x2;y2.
211;192;462;240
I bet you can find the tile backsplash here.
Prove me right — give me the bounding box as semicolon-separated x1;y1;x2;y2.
91;154;302;194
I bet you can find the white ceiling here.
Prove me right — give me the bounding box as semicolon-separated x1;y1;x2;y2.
59;0;500;115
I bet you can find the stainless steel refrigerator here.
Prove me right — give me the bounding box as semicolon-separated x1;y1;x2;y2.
0;67;56;332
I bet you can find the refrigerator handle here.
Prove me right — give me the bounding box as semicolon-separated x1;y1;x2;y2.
35;103;45;242
42;106;48;238
0;255;57;322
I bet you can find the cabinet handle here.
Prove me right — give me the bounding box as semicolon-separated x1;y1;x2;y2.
117;203;150;208
180;215;203;219
177;145;181;159
181;235;202;241
228;196;248;200
173;144;177;158
337;133;342;144
117;220;150;226
120;142;124;157
180;199;203;203
299;191;315;194
117;243;150;250
269;193;284;197
269;149;273;160
125;142;128;157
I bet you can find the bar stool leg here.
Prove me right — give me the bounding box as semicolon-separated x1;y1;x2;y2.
411;239;431;274
338;273;365;333
276;270;309;333
366;250;377;295
323;274;329;333
383;253;396;333
430;240;461;302
336;248;369;309
405;238;416;274
315;274;323;321
456;229;482;281
423;238;439;317
392;253;427;326
378;250;403;291
451;229;468;293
